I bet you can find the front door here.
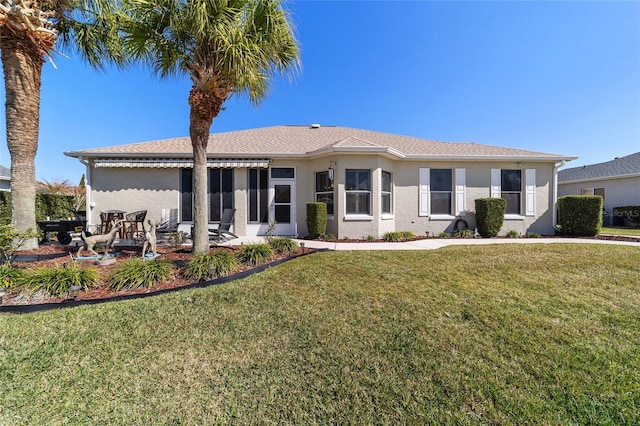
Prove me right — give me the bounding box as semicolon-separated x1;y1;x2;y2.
269;178;296;236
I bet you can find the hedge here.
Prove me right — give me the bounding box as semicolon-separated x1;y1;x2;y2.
612;205;640;227
557;196;603;237
306;202;327;239
475;198;505;238
0;192;76;225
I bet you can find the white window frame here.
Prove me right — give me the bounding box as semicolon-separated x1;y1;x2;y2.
491;168;536;218
419;168;466;218
381;170;393;218
315;170;334;218
345;169;372;219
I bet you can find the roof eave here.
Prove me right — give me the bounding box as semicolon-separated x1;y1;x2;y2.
558;172;640;185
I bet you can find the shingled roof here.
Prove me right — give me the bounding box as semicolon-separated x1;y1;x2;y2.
558;152;640;183
65;125;573;161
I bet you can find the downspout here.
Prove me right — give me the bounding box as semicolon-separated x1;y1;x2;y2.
552;160;566;231
79;156;93;226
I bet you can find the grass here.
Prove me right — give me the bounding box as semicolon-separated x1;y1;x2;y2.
601;226;640;236
1;244;639;424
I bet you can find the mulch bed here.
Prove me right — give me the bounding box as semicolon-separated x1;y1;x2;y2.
2;242;311;309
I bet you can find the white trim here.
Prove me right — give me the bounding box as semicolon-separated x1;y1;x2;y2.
504;214;525;220
525;168;536;216
419;168;430;216
455;168;466;216
430;215;456;221
490;169;501;198
94;159;270;168
343;215;373;221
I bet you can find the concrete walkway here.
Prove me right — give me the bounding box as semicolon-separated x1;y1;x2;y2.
220;235;640;251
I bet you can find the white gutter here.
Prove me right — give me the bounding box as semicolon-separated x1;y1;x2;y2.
78;156;93;226
552;160;566;229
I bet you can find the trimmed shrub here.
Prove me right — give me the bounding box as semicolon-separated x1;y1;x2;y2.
268;237;299;255
183;250;238;281
382;231;416;242
108;258;175;291
506;230;520;238
22;263;99;296
612;205;640;227
475;198;506;238
557;196;603;237
236;243;273;266
306;202;327;239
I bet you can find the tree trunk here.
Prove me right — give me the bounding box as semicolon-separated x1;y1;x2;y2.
188;87;223;254
0;32;44;250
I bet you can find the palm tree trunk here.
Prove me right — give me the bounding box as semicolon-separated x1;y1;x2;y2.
188;87;223;254
1;33;44;250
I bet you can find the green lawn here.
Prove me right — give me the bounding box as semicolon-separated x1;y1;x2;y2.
601;226;640;236
1;245;639;425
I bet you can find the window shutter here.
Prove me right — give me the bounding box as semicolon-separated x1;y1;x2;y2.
419;168;430;216
455;168;466;216
525;168;536;216
490;169;501;198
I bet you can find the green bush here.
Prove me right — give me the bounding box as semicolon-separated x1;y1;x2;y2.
306;202;327;239
612;205;640;227
268;237;299;255
108;258;175;291
557;196;603;237
183;250;238;281
0;225;39;265
382;231;416;242
0;192;79;225
22;263;99;297
0;264;25;289
475;198;506;238
236;243;273;266
0;191;10;225
454;229;474;238
168;231;189;249
506;230;520;238
438;232;451;238
526;232;541;238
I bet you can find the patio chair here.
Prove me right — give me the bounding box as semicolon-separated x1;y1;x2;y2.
208;208;237;242
124;210;147;242
156;208;179;234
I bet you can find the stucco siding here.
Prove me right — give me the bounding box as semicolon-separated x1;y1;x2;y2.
558;176;640;211
89;167;180;226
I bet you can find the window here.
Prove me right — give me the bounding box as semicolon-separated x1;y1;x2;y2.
248;168;269;223
491;168;535;216
271;167;295;179
209;168;233;222
345;169;371;215
501;170;522;214
582;187;605;200
381;171;392;215
430;169;452;215
180;168;193;222
420;168;466;217
315;171;334;216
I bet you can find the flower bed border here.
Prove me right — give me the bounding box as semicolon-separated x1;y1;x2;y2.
1;248;325;315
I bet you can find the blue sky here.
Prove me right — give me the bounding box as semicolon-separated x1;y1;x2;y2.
1;0;639;183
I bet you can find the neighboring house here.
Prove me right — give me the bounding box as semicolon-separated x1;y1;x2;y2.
65;125;575;238
558;152;640;224
0;165;10;191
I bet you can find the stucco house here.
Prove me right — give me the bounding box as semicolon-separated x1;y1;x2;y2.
65;125;575;238
0;165;10;191
558;152;640;224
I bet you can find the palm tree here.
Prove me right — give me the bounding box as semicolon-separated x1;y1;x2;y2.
0;0;124;248
120;0;299;254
